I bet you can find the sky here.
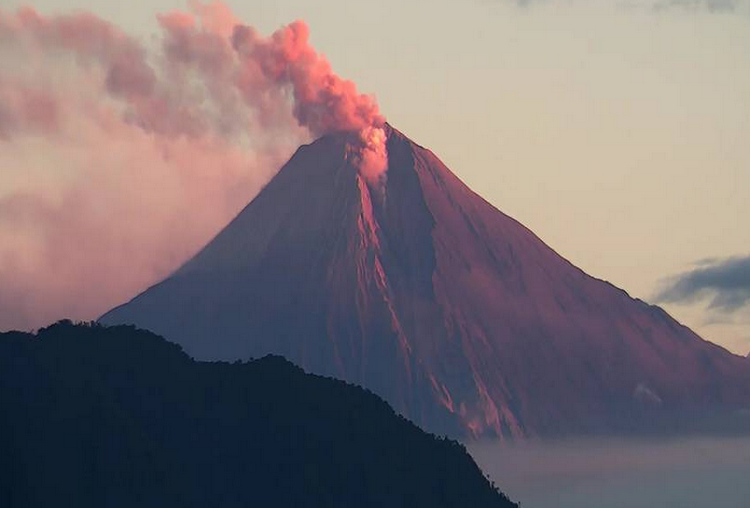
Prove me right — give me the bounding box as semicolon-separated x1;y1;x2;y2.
1;0;749;354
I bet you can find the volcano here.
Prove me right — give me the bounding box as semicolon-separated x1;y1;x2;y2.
101;125;750;438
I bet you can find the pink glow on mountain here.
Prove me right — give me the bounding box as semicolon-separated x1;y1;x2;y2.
101;126;750;438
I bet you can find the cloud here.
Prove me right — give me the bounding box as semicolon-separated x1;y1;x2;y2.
0;2;386;332
498;0;750;14
655;255;750;313
649;0;746;12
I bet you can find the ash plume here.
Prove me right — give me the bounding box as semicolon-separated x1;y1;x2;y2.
0;2;387;331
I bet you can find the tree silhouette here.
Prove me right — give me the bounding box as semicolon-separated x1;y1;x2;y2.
0;321;517;508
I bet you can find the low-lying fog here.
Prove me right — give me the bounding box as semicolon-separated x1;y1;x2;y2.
468;437;750;508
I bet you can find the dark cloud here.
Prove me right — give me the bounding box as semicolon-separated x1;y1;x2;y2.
656;255;750;313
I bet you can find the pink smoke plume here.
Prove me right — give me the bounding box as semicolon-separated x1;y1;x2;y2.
0;2;387;331
231;19;387;179
167;8;388;179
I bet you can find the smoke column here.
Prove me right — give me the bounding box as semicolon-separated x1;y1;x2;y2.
0;2;387;331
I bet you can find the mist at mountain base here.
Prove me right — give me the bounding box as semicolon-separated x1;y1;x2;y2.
469;436;750;508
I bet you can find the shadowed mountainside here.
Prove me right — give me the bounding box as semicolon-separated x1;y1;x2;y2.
102;125;750;438
0;321;516;508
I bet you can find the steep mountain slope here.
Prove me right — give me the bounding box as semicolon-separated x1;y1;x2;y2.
0;321;516;508
101;125;750;438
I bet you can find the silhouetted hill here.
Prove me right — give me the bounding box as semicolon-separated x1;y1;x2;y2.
0;321;516;508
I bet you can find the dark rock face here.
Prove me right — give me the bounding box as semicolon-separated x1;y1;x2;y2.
0;322;516;508
102;125;750;438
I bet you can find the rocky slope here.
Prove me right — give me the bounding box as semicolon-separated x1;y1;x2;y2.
102;125;750;438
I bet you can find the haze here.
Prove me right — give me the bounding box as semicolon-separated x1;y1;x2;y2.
469;437;750;508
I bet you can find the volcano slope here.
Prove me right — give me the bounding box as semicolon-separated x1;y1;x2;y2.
102;125;750;438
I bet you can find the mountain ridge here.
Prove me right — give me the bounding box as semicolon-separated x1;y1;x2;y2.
102;125;750;438
0;321;516;507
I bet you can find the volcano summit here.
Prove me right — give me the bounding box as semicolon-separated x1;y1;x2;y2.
102;125;750;438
